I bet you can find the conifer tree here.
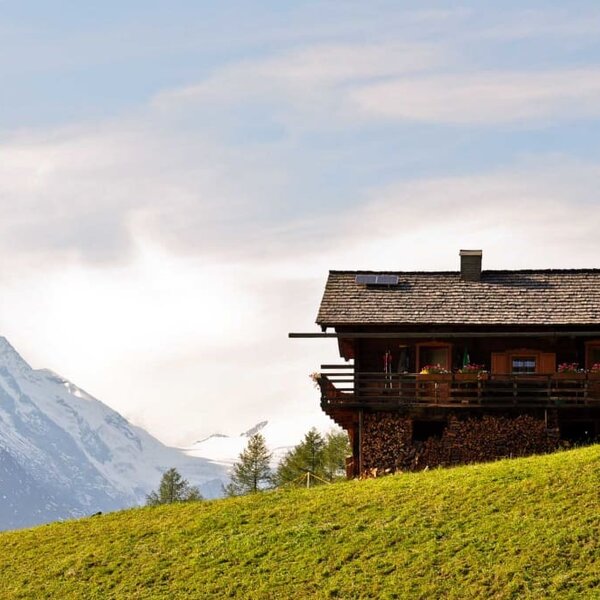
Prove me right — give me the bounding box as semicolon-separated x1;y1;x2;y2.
276;428;350;486
225;433;272;496
146;467;203;506
275;427;325;486
322;429;351;480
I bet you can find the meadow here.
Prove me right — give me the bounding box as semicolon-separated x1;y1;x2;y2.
1;445;599;599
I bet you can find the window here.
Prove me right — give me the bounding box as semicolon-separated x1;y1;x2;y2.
492;349;555;375
586;342;600;369
417;343;451;371
512;356;537;374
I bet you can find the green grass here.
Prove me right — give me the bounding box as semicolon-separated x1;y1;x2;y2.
1;447;599;599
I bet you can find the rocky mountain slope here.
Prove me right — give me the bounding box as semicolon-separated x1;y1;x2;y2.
0;337;226;530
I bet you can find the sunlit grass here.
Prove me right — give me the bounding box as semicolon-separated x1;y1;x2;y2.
1;445;599;599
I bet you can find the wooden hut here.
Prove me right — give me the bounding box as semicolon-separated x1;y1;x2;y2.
291;250;600;476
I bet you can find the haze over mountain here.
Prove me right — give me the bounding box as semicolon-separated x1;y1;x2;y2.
0;337;226;530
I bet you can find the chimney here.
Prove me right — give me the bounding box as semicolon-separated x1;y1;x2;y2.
460;249;482;282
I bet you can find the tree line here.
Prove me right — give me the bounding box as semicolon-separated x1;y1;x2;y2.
146;428;350;505
226;428;349;495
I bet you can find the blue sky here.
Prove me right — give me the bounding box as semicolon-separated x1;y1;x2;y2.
1;2;600;445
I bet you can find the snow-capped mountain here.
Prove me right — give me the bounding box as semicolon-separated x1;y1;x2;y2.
0;337;226;530
183;419;296;468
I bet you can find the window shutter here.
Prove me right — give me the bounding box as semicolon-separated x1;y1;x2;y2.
491;352;509;374
539;352;556;374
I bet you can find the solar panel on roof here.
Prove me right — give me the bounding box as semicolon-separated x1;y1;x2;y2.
355;274;399;286
376;275;399;285
355;274;378;285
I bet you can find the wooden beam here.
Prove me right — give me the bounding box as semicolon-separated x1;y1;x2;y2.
290;331;600;339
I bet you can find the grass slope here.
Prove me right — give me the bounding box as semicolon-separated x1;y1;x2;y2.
1;447;599;599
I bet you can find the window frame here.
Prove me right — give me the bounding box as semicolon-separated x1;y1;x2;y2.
416;342;452;372
585;340;600;370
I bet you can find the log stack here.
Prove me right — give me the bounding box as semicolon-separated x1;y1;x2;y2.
419;414;555;468
360;412;558;476
361;412;414;473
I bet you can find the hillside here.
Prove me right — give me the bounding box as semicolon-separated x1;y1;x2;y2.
1;446;599;599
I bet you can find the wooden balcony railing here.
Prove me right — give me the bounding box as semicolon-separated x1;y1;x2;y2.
317;370;600;410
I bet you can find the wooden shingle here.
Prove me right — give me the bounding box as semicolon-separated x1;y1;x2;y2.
316;270;600;327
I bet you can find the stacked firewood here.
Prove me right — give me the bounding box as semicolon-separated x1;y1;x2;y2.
361;412;414;473
360;412;557;476
418;414;555;469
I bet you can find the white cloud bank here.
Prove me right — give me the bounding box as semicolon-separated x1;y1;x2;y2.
154;44;600;128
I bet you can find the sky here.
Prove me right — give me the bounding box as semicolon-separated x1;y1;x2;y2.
2;1;600;446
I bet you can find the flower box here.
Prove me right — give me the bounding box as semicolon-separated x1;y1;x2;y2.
553;372;585;380
454;373;488;382
417;374;452;383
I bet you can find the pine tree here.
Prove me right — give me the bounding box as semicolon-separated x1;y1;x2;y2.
146;467;203;506
225;433;272;496
276;428;325;486
322;429;351;481
276;428;350;487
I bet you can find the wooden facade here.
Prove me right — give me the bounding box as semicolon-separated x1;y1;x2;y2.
294;251;600;477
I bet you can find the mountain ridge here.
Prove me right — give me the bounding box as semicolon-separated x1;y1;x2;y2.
0;336;227;530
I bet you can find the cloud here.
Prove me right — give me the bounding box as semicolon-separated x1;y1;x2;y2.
0;118;292;268
150;39;600;129
2;31;600;277
156;41;443;101
473;9;600;41
2;41;441;269
349;68;600;125
326;157;600;271
151;41;446;129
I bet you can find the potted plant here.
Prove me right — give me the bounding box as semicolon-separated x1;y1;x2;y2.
589;363;600;376
455;363;488;381
419;364;451;380
555;362;585;380
587;363;600;382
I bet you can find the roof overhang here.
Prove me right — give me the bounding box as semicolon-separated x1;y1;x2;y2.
290;331;600;339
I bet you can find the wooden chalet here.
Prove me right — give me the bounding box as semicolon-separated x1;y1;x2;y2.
291;250;600;477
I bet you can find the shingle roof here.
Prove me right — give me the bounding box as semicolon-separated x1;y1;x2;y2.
316;270;600;327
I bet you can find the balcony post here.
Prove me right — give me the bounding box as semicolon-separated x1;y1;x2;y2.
358;409;363;475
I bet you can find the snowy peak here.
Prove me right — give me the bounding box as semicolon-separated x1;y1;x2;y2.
0;337;227;530
0;336;33;374
241;421;268;437
185;420;295;469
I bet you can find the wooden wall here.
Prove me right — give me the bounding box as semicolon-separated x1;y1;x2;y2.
356;336;590;374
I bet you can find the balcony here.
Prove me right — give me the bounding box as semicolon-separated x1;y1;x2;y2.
317;369;600;411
